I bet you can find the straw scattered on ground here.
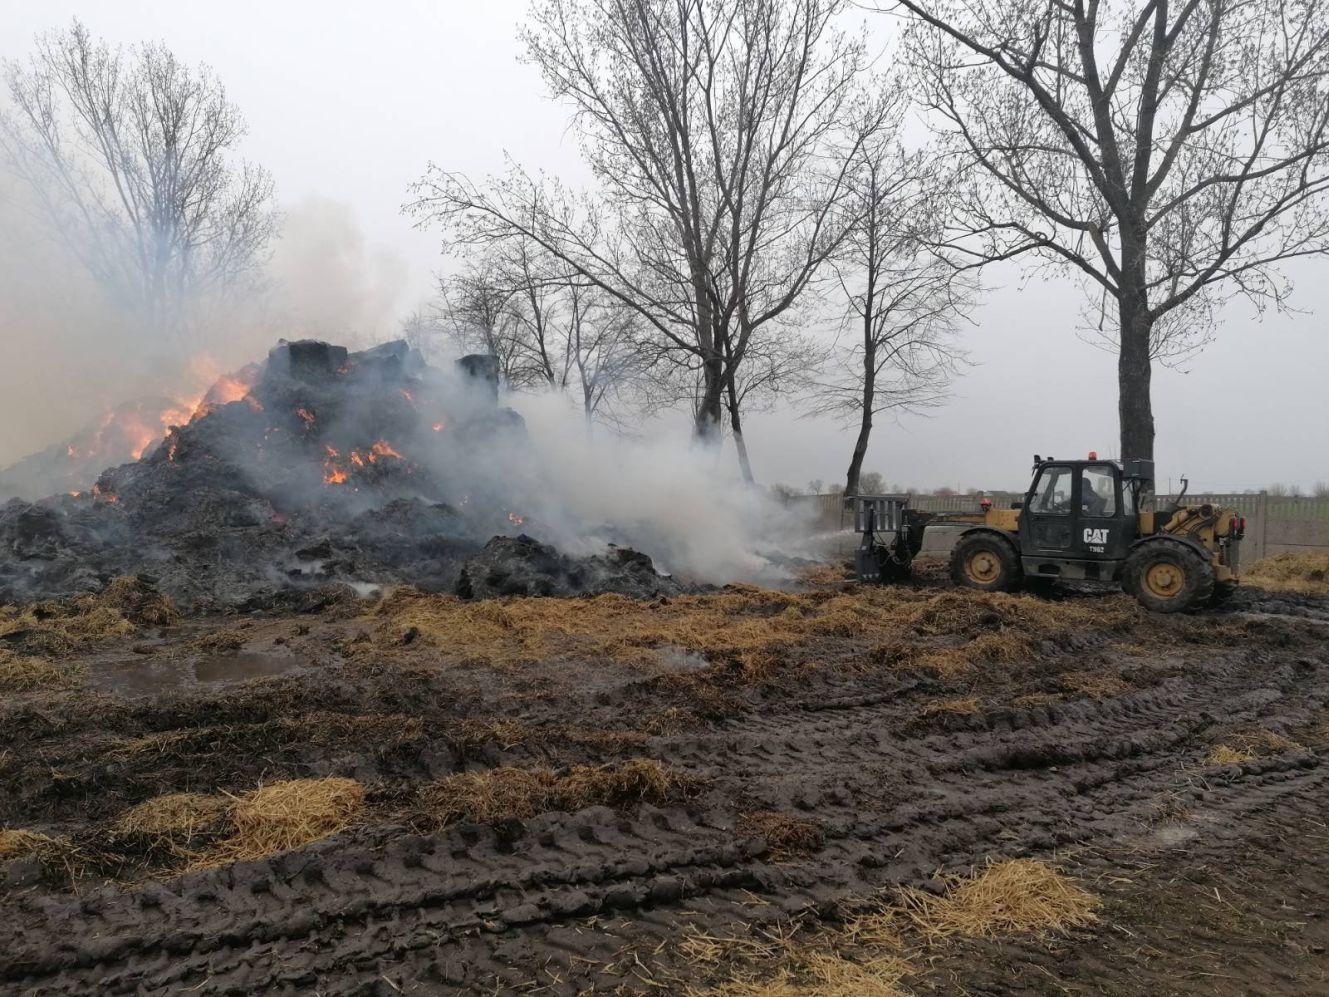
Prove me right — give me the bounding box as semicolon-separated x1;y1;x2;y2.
738;811;827;861
0;829;87;882
214;777;365;861
419;759;702;825
693;952;916;997
1208;745;1255;765
0;576;178;656
0;828;65;859
111;792;231;852
681;923;915;997
896;858;1099;940
1207;728;1301;766
362;585;1147;683
1245;552;1329;595
918;697;980;719
0;652;82;692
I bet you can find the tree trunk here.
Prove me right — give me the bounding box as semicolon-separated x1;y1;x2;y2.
1117;286;1155;463
846;327;877;495
692;273;724;441
724;367;755;484
695;352;725;440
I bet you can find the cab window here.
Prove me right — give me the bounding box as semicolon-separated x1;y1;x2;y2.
1030;466;1073;514
1081;466;1117;517
1121;478;1137;517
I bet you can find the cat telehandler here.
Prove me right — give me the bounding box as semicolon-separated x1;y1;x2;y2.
853;455;1245;613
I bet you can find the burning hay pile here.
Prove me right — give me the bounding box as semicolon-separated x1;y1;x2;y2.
0;340;679;608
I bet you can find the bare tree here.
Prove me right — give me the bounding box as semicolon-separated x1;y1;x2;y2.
807;136;971;495
892;0;1329;463
409;0;880;472
433;258;534;385
723;325;827;481
1;20;277;342
556;282;654;429
422;242;653;426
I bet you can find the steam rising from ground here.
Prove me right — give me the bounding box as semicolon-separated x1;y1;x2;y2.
501;392;794;582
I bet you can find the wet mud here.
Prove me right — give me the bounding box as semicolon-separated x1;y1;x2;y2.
2;583;1328;994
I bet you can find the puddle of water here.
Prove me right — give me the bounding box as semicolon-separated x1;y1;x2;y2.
193;651;301;683
90;650;303;697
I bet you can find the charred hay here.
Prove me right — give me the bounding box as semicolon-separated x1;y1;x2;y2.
0;339;676;608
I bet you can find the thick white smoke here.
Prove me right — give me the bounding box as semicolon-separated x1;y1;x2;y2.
475;389;810;583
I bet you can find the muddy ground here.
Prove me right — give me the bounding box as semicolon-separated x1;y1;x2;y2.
2;567;1329;995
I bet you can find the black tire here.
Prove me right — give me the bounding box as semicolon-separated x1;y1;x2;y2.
1209;580;1238;608
1123;539;1215;613
950;533;1022;593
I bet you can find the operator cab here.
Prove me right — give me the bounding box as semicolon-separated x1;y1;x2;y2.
1019;455;1151;582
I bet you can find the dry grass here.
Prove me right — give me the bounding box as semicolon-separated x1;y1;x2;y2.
918;697;980;718
0;828;64;859
1207;745;1255;765
682;924;914;997
420;759;701;825
682;858;1098;996
795;562;854;585
897;858;1099;941
363;585;1142;683
695;952;915;997
0;652;82;692
217;777;365;861
0;576;178;655
0;828;87;881
1245;552;1329;594
112;793;230;842
186;629;246;654
1207;728;1301;765
738;811;826;860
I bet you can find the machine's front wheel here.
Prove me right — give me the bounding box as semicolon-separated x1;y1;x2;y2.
1123;540;1214;613
950;533;1022;593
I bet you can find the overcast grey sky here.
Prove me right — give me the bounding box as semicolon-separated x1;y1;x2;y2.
2;1;1326;492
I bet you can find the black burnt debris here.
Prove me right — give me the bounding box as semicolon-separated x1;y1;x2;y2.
456;535;684;599
0;339;676;609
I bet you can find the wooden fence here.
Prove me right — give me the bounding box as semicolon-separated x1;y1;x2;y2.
787;491;1329;564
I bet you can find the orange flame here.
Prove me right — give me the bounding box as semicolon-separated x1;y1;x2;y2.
296;407;316;426
431;421;445;432
370;440;403;460
324;466;349;485
507;512;525;526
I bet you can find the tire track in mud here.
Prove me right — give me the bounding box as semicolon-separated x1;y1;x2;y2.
4;641;1329;995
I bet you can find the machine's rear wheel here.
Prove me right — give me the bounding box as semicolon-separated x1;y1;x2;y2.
1124;540;1214;613
950;533;1022;593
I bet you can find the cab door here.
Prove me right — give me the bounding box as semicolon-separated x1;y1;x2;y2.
1020;464;1076;554
1076;464;1132;562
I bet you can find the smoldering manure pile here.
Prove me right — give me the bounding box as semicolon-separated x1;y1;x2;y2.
0;339;682;609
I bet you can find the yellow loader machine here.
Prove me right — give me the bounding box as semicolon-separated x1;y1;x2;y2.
854;456;1246;613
